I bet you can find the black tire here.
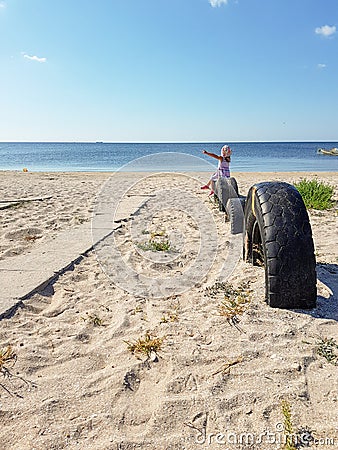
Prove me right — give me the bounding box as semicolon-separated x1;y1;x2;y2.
215;177;239;212
243;182;317;309
226;196;246;234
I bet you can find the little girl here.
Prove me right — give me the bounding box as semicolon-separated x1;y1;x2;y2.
201;144;232;194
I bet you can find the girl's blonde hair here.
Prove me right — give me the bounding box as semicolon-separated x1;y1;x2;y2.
221;145;232;157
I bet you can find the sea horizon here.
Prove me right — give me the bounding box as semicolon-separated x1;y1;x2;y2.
1;140;338;144
1;141;337;173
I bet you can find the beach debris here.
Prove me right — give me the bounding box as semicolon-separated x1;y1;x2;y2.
184;412;208;444
24;234;41;242
212;356;244;376
0;195;53;211
0;195;52;203
0;345;36;398
125;331;164;360
123;370;141;391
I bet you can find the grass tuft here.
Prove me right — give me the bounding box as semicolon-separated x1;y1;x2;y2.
205;282;251;328
160;311;179;324
160;302;180;324
315;337;338;365
0;346;16;373
138;229;171;252
281;400;297;450
125;331;164;359
81;313;104;327
294;179;334;210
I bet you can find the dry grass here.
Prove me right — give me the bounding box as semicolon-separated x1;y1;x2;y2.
130;306;143;315
160;312;179;324
1;345;36;397
160;303;179;324
81;313;104;327
205;282;251;328
0;345;16;373
212;356;244;376
125;331;164;359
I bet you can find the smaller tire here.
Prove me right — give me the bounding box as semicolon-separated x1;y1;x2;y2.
215;177;239;212
226;196;246;234
229;177;239;197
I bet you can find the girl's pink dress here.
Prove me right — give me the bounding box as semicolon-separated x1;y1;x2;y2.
211;157;230;181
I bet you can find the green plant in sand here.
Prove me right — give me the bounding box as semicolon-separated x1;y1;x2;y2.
138;229;171;252
205;282;251;328
281;400;297;450
294;179;334;210
315;337;338;365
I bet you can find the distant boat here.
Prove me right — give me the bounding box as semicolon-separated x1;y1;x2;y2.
317;147;338;156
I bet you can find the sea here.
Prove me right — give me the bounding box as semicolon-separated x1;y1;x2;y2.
0;142;338;172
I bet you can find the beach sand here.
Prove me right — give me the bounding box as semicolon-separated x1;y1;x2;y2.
0;170;337;449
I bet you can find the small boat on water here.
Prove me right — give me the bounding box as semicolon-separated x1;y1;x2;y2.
317;147;338;156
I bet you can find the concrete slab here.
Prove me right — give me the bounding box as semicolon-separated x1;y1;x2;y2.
0;194;149;318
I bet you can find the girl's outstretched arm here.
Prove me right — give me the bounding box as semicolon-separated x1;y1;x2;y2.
202;150;222;161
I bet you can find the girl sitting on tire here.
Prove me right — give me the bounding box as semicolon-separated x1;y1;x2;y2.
201;145;232;194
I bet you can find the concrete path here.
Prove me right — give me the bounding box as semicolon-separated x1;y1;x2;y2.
0;194;148;318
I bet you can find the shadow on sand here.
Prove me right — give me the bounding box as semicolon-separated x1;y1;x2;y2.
299;263;338;321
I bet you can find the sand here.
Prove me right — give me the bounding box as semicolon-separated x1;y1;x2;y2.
0;170;337;450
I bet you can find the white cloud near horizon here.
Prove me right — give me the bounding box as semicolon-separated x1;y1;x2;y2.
317;63;327;69
315;25;336;37
22;53;47;63
0;2;6;8
209;0;228;7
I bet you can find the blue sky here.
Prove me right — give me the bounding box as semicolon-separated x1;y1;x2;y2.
0;0;337;142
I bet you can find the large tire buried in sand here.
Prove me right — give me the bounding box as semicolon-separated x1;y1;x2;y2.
243;181;317;309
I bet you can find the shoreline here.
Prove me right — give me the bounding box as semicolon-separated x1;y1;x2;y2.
1;169;337;174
